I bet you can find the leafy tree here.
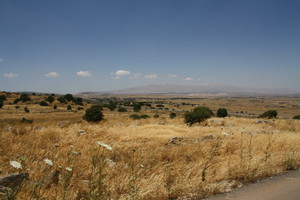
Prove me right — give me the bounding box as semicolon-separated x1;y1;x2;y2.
0;95;7;101
170;112;177;119
118;107;127;112
64;94;74;102
107;102;117;111
14;98;20;104
133;103;142;112
67;105;72;110
83;105;104;122
20;93;31;102
0;101;3;109
57;96;66;104
258;110;277;119
184;106;213;126
39;101;49;106
46;96;55;103
292;115;300;120
73;97;83;105
217;108;228;118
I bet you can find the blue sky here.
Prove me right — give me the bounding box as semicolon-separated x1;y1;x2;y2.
1;0;300;93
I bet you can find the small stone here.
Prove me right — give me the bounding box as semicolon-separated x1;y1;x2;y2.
77;130;86;136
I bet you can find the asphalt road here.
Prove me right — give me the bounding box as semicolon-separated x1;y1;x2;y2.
205;170;300;200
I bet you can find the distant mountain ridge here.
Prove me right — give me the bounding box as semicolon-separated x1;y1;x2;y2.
80;83;299;96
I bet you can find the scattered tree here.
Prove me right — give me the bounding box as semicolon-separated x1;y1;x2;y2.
67;105;72;110
64;94;74;102
57;96;66;104
217;108;228;118
0;95;7;101
170;112;177;119
133;103;142;112
292;115;300;120
20;93;31;102
118;107;127;112
39;101;49;106
14;98;20;104
24;107;30;113
83;105;104;122
184;106;213;126
0;101;3;109
258;110;277;119
46;96;55;103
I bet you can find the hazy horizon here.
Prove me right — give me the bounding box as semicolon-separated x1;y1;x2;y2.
1;0;300;93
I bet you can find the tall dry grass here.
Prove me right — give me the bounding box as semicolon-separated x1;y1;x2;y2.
1;111;300;199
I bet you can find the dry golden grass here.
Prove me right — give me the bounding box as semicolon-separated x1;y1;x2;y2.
0;94;300;199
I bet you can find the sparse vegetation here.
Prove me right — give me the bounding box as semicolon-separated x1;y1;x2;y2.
67;105;72;110
258;110;278;119
83;105;104;122
58;96;67;104
118;107;127;112
20;117;33;123
46;95;55;103
19;93;31;102
184;106;213;126
170;112;176;119
24;107;30;113
217;108;228;118
130;114;150;119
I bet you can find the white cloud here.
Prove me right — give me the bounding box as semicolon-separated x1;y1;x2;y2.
45;72;60;78
168;74;178;78
77;71;91;77
4;73;18;78
0;58;4;62
111;70;131;79
130;73;142;79
184;77;193;81
145;74;157;80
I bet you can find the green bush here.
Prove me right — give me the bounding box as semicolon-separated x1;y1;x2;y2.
107;102;117;111
14;98;20;104
133;103;142;112
73;97;83;105
170;112;176;119
130;114;150;120
20;93;31;102
15;106;20;109
83;105;104;122
217;108;228;118
0;101;3;109
24;107;30;113
57;96;66;104
0;95;6;101
46;96;55;103
64;94;74;102
53;105;57;109
258;110;277;119
39;101;49;106
118;107;127;112
153;114;160;118
184;106;213;126
77;107;84;110
293;115;300;120
67;105;72;110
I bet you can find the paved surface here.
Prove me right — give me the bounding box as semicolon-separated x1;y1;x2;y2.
205;170;300;200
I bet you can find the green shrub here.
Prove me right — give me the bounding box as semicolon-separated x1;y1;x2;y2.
24;107;30;113
39;101;49;106
67;105;72;110
73;97;83;105
20;117;33;124
15;106;20;109
64;94;74;102
14;98;20;104
0;95;6;101
0;101;3;109
57;96;66;104
83;105;104;122
77;107;84;110
293;115;300;120
184;106;213;126
130;114;150;120
170;112;176;119
46;96;55;103
107;102;117;111
118;107;127;112
53;105;57;109
133;103;142;112
258;110;277;119
20;93;31;102
217;108;228;118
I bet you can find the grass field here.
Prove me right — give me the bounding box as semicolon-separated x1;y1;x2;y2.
0;93;300;199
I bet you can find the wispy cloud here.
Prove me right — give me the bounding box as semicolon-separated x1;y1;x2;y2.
45;72;60;78
184;77;193;81
168;74;178;78
145;74;157;80
77;71;91;77
130;73;142;79
0;58;4;62
111;70;131;79
4;73;18;78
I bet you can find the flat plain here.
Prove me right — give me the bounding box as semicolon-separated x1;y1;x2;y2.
0;92;300;199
